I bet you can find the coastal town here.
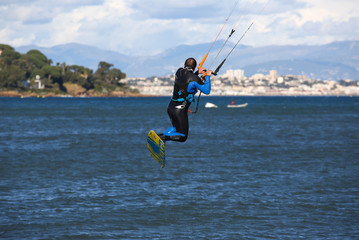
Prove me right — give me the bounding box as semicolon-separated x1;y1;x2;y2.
122;69;359;96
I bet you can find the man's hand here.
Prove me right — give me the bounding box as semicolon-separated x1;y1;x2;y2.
206;70;213;76
198;67;206;74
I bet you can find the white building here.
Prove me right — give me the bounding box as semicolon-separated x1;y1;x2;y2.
251;73;265;80
221;69;245;80
269;70;278;83
26;75;45;89
277;76;284;84
35;75;44;89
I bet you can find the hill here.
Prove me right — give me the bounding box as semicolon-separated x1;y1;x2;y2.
16;40;359;80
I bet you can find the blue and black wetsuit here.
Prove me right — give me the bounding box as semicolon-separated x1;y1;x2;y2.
159;67;211;142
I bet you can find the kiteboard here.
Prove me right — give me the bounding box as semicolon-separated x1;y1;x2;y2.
147;130;165;168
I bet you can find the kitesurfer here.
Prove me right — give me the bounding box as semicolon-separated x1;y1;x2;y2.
158;57;212;142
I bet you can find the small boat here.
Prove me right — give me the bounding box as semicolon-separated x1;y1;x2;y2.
205;102;218;108
227;102;248;108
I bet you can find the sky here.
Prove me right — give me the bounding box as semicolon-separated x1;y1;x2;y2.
0;0;358;56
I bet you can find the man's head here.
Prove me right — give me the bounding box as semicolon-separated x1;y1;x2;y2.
184;58;197;71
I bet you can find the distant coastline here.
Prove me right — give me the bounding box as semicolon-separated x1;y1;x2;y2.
123;71;359;97
0;90;155;98
0;43;137;99
1;89;358;98
3;42;358;98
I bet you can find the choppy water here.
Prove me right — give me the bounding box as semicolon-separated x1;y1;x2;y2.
1;96;359;239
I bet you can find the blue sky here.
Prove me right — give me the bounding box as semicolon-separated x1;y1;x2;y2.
1;0;358;56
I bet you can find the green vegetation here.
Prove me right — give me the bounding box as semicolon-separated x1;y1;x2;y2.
0;44;139;96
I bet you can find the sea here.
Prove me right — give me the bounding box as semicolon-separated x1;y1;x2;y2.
1;96;359;239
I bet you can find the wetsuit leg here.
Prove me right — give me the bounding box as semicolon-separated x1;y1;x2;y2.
161;100;188;142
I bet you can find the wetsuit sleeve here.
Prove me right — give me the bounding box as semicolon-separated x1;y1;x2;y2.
187;75;211;94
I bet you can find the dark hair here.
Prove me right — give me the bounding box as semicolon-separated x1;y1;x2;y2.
184;57;197;71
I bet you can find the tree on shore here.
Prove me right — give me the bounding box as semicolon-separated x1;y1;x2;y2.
93;61;126;92
0;43;132;95
0;44;25;89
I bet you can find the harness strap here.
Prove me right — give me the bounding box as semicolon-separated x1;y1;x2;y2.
171;97;185;102
171;90;194;103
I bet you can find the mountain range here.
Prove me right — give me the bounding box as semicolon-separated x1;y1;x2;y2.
16;40;359;80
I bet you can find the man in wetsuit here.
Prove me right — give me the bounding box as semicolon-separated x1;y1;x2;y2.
158;57;212;142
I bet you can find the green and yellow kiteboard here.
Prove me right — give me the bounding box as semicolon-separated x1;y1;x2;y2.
147;130;165;168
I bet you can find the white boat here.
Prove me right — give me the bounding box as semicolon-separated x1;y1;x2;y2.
205;102;218;108
227;103;248;108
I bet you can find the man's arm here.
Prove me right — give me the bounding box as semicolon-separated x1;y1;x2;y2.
187;75;211;94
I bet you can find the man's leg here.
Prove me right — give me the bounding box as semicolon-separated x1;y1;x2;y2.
159;103;188;142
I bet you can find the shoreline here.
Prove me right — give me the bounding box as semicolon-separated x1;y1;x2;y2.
0;90;156;98
0;90;357;98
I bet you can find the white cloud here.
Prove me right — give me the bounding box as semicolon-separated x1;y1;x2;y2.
0;0;358;55
240;0;359;46
298;0;358;22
